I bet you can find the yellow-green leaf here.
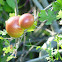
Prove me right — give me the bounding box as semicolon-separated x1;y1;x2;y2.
0;36;3;40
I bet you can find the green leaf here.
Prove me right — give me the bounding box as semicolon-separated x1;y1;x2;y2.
55;52;60;60
57;10;62;19
60;45;62;49
52;1;62;11
38;10;47;21
9;13;20;18
6;0;16;10
17;0;19;3
3;46;13;54
57;0;62;6
3;2;14;12
0;36;3;40
36;46;41;50
0;7;3;11
46;9;57;25
9;13;15;17
4;39;10;46
3;48;7;51
7;55;15;61
0;0;4;5
38;9;57;25
0;29;7;35
27;21;37;32
1;55;8;62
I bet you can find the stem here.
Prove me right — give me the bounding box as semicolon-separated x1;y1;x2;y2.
14;0;19;57
23;30;26;51
50;41;54;62
26;49;62;62
15;0;18;16
57;42;59;50
20;30;26;62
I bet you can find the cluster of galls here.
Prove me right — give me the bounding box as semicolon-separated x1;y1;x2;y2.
6;13;34;38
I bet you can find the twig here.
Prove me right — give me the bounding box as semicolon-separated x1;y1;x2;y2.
26;49;62;62
33;7;36;18
17;48;40;57
34;3;52;33
14;0;20;58
20;30;27;62
34;21;46;33
23;38;46;61
34;1;52;21
16;3;54;62
15;0;18;16
3;38;13;40
44;4;52;10
29;0;33;8
23;30;27;51
16;37;46;62
45;28;56;35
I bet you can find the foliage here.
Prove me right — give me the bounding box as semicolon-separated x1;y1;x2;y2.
0;29;7;35
6;55;15;62
3;45;15;61
0;0;4;5
52;1;62;11
38;9;57;25
6;0;16;10
37;0;62;61
36;34;62;62
57;10;62;19
27;21;37;32
0;0;62;62
38;0;62;25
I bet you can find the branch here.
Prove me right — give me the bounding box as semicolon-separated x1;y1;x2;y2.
32;0;43;10
34;4;52;33
51;21;60;33
45;28;56;35
16;37;46;62
14;0;20;58
34;1;52;21
26;49;62;62
39;0;49;8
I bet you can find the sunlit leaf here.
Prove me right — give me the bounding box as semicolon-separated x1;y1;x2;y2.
3;48;7;51
0;0;4;5
9;13;20;18
0;36;3;40
57;10;62;19
36;46;41;50
7;55;15;61
57;0;62;6
9;13;15;17
27;21;37;32
3;46;13;54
